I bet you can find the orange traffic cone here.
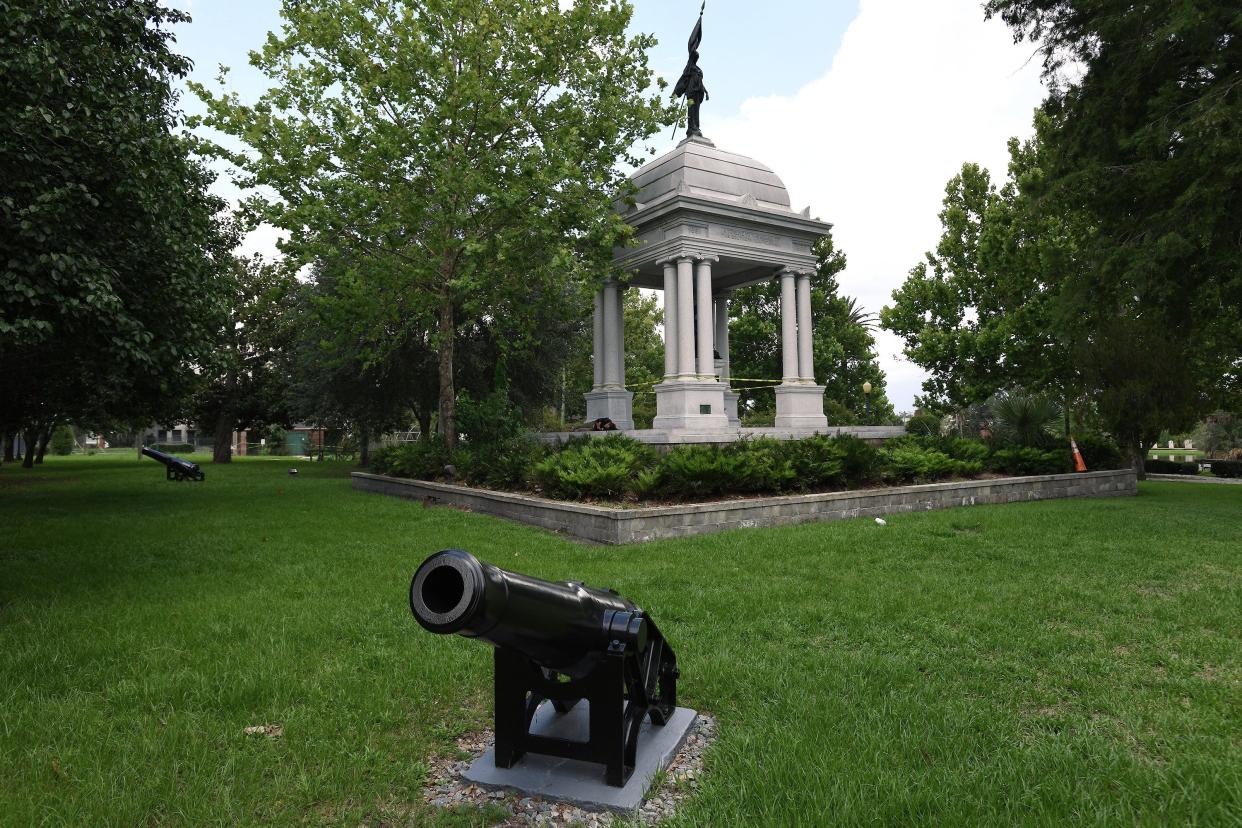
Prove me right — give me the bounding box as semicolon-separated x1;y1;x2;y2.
1070;437;1088;472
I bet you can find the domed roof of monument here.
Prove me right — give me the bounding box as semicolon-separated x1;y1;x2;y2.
626;136;793;213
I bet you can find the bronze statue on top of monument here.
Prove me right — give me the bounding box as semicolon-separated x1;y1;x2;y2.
673;2;709;139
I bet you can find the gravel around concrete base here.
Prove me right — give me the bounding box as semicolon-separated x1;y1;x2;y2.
423;714;718;826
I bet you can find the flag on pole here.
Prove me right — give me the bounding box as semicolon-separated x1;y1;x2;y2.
688;3;704;53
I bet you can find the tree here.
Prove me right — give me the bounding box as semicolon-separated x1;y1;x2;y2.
192;0;673;449
981;0;1242;469
729;234;895;423
193;256;299;463
1;1;234;463
289;260;434;465
881;124;1086;418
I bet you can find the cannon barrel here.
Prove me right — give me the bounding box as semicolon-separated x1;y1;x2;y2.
141;446;204;481
410;549;649;679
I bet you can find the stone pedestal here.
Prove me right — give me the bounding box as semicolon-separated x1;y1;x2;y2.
652;381;730;432
462;702;699;812
773;384;828;430
585;390;635;431
723;391;740;427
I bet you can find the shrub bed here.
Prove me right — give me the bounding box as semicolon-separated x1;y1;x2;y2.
371;431;1121;503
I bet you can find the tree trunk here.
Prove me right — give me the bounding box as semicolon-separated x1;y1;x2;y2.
212;413;234;464
416;407;432;442
3;431;13;463
134;431;144;457
21;427;37;468
35;424;53;464
437;295;456;450
358;426;370;467
1125;437;1145;481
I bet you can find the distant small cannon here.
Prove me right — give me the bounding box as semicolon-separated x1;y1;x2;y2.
409;549;680;787
141;446;205;482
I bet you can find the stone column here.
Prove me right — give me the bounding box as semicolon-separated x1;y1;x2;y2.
661;261;678;379
602;278;621;389
695;256;716;379
779;268;798;383
592;288;605;390
613;283;626;390
676;257;696;378
796;272;814;383
714;291;731;381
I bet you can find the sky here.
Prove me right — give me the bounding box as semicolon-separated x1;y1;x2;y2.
169;0;1048;412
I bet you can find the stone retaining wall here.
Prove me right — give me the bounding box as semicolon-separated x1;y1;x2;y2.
352;468;1136;545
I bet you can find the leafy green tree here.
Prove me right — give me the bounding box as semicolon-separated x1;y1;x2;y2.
289;261;435;464
881;127;1082;417
192;0;673;449
981;0;1242;469
729;234;895;423
1;0;233;466
193;256;300;463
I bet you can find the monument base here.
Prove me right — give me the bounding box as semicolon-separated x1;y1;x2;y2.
462;702;699;813
723;390;740;427
774;384;828;429
584;389;634;431
651;380;730;432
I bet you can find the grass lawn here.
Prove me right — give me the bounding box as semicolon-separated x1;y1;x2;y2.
1;454;1239;826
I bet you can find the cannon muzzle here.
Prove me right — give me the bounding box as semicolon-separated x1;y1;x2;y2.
410;549;647;679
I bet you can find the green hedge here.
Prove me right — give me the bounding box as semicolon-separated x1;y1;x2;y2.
1209;459;1242;478
1145;458;1199;475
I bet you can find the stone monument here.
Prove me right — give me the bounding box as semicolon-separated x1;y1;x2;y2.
585;2;831;438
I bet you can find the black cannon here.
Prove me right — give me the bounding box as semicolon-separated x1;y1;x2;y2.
141;446;205;482
409;549;679;787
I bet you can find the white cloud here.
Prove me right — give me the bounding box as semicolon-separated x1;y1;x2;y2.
706;0;1046;411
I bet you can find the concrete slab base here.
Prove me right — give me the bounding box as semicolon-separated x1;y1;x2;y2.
461;703;698;813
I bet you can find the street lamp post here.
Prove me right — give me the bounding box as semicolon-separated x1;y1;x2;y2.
862;381;872;424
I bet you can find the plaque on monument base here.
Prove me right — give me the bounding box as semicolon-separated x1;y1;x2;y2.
651;380;731;432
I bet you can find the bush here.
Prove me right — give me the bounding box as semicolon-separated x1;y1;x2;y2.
880;443;980;484
457;387;525;446
833;434;880;487
153;443;195;454
740;409;775;427
940;437;990;464
1210;459;1242;478
659;445;749;500
780;436;846;491
371;440;453;480
722;439;799;493
50;426;76;455
1074;434;1124;470
1144;458;1199;475
458;435;546;490
987;447;1068;476
905;412;943;437
532;435;658;500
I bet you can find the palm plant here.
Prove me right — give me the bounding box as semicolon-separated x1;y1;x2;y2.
992;392;1062;447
